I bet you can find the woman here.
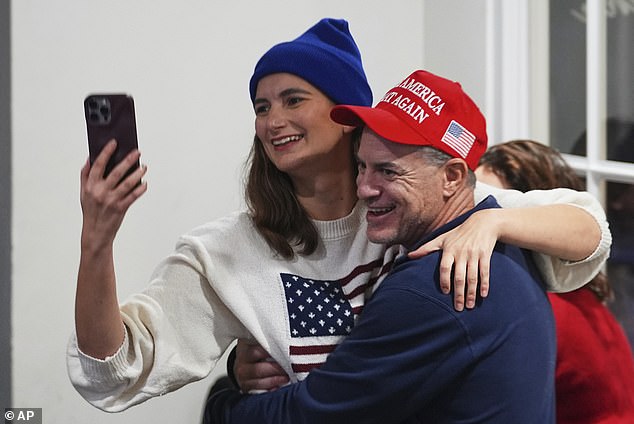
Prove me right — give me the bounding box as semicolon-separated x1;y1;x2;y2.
477;139;634;424
67;18;610;411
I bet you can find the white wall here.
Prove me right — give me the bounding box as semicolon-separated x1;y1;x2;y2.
422;0;488;108
11;1;436;423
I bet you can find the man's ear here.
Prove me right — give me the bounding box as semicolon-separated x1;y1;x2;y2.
442;158;469;196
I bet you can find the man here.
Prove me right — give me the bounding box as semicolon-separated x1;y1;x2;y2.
204;70;556;423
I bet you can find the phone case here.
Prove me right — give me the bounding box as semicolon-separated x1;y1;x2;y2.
84;93;139;178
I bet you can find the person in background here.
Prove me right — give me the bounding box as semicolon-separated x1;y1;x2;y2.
67;18;611;413
476;139;634;424
204;69;557;423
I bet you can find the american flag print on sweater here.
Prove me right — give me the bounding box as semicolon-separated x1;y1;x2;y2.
281;258;393;379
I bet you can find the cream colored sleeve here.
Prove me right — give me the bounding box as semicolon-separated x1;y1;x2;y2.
474;182;611;292
66;244;249;412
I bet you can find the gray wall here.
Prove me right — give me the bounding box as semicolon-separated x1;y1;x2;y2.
1;0;12;409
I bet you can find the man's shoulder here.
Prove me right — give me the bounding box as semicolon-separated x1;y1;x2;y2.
381;251;447;299
390;251;442;279
490;244;544;286
386;244;547;309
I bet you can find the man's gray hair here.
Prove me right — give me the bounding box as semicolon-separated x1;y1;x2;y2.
415;146;477;187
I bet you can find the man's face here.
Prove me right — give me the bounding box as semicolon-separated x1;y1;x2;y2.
356;128;446;248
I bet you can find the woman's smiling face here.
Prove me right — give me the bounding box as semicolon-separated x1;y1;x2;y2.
253;73;351;177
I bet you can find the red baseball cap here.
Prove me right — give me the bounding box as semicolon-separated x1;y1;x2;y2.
331;70;487;170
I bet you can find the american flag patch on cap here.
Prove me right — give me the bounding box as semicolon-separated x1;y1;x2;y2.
441;120;476;158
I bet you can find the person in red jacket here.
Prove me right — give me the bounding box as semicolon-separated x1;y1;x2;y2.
476;139;634;424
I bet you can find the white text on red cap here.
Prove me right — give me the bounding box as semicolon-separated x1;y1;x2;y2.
379;77;446;125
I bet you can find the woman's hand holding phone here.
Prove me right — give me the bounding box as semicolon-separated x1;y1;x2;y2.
80;140;147;252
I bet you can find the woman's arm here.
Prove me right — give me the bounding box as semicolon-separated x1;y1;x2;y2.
475;182;607;260
71;141;252;412
476;183;611;292
487;204;599;261
75;140;147;358
411;183;611;309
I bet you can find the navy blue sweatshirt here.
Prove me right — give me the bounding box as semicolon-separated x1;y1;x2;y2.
205;196;556;423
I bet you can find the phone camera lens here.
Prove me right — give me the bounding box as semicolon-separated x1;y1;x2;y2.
85;96;112;124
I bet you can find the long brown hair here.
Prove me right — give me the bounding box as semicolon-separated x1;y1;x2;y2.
244;135;317;259
244;129;360;259
478;139;613;302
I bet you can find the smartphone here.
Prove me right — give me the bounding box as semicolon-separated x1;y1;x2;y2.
84;93;139;179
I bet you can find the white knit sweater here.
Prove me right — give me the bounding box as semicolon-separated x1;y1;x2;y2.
66;183;611;412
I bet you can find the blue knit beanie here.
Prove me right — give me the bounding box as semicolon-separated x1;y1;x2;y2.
249;18;373;107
